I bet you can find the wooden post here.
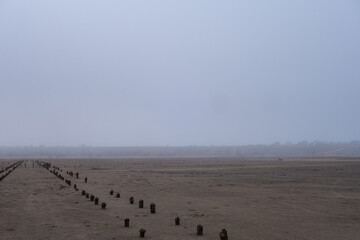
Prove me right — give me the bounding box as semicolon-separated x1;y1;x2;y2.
139;199;144;208
101;202;106;209
150;203;156;214
116;193;120;198
124;218;130;227
110;190;114;195
197;225;203;236
139;229;146;238
175;217;180;225
94;197;99;205
219;229;228;240
129;196;134;204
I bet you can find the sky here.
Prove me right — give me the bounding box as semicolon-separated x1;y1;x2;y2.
0;0;359;146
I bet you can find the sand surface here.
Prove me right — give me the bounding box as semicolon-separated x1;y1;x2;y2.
1;158;359;240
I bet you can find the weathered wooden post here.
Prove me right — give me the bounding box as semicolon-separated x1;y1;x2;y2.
116;193;120;198
94;197;99;205
90;195;95;201
75;172;79;179
150;203;156;214
86;193;89;198
129;196;134;204
139;199;144;208
101;202;106;209
110;190;114;195
197;224;203;236
85;177;87;183
74;184;77;189
82;190;86;196
175;217;180;225
139;229;146;238
124;218;130;227
219;229;228;240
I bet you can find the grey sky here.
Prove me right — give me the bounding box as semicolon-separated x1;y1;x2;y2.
0;1;359;146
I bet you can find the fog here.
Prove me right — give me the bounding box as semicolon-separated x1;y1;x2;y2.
0;1;359;146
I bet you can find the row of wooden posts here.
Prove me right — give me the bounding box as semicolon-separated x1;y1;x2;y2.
37;160;228;239
0;160;23;182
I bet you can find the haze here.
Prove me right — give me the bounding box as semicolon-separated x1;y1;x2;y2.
0;1;359;146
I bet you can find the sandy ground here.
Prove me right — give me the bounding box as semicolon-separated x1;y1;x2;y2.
0;157;359;240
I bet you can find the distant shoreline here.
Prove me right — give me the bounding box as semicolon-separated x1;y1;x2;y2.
1;142;360;158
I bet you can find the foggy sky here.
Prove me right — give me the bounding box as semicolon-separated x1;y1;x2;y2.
0;1;359;146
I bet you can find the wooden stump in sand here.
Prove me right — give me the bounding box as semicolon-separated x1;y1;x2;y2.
197;224;203;236
150;203;156;214
110;190;114;195
116;193;120;198
81;190;86;196
139;229;146;238
124;218;130;227
94;197;99;205
101;202;106;209
175;217;180;225
90;195;94;201
139;199;144;208
219;229;228;240
129;197;134;204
